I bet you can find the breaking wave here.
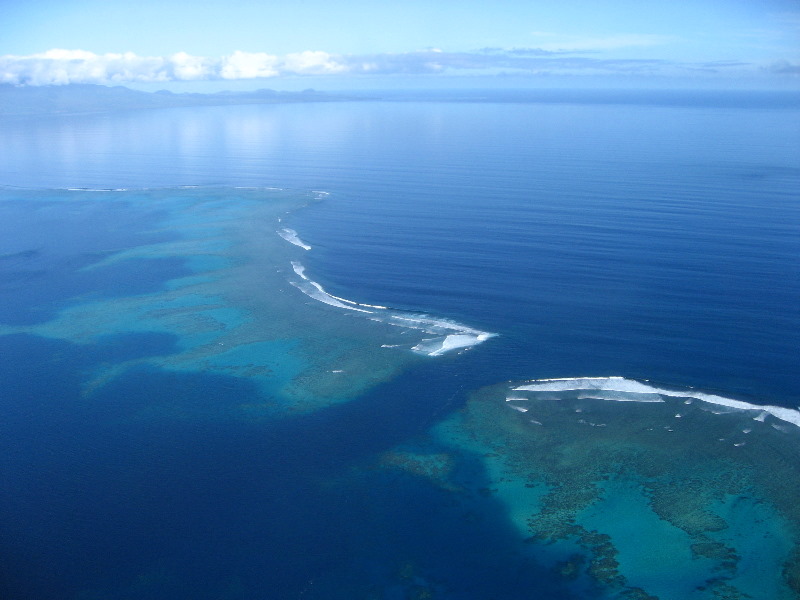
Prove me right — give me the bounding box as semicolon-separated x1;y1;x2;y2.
511;376;800;428
277;228;311;250
286;260;495;357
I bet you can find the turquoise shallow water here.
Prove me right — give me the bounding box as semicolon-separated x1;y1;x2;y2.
0;94;799;599
435;379;800;599
579;477;715;599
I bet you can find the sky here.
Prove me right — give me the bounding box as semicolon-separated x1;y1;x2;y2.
1;0;799;91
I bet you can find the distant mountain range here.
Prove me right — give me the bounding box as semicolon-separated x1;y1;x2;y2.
2;84;798;116
0;84;359;116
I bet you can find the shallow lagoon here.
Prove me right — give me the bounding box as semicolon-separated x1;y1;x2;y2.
425;379;800;599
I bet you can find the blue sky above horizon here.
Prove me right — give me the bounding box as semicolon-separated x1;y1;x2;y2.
2;0;799;91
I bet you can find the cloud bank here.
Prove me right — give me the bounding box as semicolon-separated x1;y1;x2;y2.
0;48;792;86
0;49;351;85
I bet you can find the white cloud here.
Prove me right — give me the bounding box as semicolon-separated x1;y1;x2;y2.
220;51;279;79
40;49;97;60
0;50;170;85
281;51;348;75
170;52;214;80
0;46;794;86
0;49;354;85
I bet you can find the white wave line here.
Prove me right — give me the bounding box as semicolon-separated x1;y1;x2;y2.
325;292;389;310
291;261;308;279
290;280;373;313
287;260;495;356
513;376;800;428
272;180;496;359
277;228;311;250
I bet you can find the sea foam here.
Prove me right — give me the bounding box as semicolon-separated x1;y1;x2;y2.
290;262;372;313
278;222;495;357
412;332;495;356
513;377;800;428
278;228;311;250
285;257;494;357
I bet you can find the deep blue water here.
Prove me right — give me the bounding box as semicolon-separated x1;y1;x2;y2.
2;99;797;400
0;198;188;325
0;93;799;599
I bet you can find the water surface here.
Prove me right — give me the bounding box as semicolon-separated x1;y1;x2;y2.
1;94;798;599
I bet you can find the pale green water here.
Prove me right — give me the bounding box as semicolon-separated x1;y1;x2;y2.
0;187;423;417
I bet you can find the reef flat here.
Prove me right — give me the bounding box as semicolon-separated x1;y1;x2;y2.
410;379;800;599
0;187;430;417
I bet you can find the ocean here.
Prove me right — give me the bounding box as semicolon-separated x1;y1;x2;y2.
0;91;798;599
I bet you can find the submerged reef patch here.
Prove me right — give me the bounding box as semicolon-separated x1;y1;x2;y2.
0;187;442;416
422;378;800;599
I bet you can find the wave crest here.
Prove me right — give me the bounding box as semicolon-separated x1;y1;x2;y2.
287;258;495;356
512;376;800;428
277;228;311;250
